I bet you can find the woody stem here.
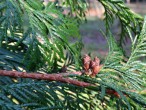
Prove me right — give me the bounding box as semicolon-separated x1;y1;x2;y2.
0;70;92;87
0;70;126;98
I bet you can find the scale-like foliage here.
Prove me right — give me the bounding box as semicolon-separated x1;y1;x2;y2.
0;81;95;110
0;0;146;110
99;0;143;42
0;0;82;72
128;17;146;64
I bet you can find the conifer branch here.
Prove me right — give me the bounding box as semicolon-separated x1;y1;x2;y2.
0;70;127;98
0;70;92;87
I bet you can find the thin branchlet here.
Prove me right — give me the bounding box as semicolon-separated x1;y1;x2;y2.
0;70;92;87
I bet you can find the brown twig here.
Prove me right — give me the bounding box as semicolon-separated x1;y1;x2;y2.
0;70;92;87
0;70;128;98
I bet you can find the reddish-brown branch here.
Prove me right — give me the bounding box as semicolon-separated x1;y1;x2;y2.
0;70;92;87
106;89;120;98
0;70;128;98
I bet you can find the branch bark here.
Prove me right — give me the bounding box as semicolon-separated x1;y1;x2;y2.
0;70;92;87
0;70;126;98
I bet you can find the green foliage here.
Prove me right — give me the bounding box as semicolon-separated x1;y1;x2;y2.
0;0;82;72
99;0;143;42
0;0;146;110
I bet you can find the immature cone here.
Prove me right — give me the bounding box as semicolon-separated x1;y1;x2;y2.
82;54;91;75
94;56;100;65
90;57;103;77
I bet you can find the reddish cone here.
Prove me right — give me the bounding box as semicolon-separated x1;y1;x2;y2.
90;57;103;77
82;54;91;74
94;56;100;66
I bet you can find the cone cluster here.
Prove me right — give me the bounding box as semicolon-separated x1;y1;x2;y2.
82;54;103;77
